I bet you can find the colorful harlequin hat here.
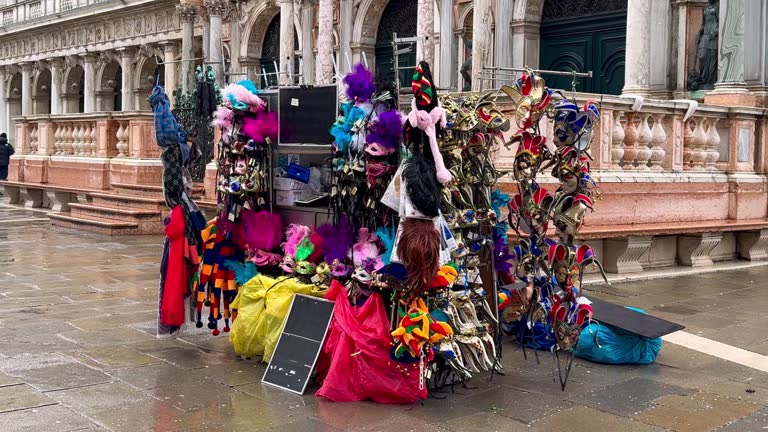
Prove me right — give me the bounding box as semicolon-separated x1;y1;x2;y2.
392;298;453;358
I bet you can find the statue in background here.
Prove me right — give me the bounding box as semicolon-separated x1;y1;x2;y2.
460;36;472;91
688;0;719;91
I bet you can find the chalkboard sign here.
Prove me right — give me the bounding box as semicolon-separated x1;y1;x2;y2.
262;294;335;394
278;86;337;145
589;297;685;339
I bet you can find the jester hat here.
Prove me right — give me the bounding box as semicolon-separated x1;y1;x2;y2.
392;297;453;358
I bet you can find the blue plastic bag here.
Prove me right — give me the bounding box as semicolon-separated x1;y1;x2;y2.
574;307;662;365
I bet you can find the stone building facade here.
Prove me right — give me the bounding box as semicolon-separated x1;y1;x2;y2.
1;0;767;272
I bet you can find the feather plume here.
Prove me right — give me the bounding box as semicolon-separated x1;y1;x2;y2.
316;217;353;264
221;83;266;112
211;106;234;131
403;153;441;218
282;224;312;257
223;260;259;286
352;228;380;267
308;232;324;263
494;239;515;275
396;219;440;291
242;111;278;144
233;209;283;251
375;226;396;266
344;63;376;102
367;109;403;150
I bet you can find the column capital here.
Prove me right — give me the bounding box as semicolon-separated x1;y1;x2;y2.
48;57;66;69
160;41;180;54
81;53;99;64
204;0;227;16
176;3;198;22
18;62;34;72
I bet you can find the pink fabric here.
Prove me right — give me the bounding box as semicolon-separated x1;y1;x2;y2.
316;280;425;404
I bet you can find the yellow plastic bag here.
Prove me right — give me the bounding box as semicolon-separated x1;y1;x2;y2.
229;274;316;361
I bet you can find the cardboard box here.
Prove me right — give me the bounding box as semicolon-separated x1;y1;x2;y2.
275;189;312;206
273;176;309;191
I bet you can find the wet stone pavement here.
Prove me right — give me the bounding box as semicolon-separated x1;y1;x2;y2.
0;205;767;432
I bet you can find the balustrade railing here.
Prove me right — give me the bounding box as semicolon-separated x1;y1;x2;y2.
12;112;155;159
493;94;764;176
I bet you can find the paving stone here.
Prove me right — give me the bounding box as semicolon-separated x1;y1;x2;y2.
235;382;319;409
714;407;768;432
531;406;665;432
84;400;186;432
7;362;113;392
110;363;202;390
460;385;573;424
57;327;155;347
571;377;693;417
79;346;161;369
0;404;97;432
198;359;266;387
440;411;532;432
0;373;21;388
47;382;155;413
634;392;762;432
148;381;241;412
147;347;235;369
0;383;55;413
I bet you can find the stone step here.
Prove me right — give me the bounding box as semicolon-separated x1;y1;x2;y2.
111;182;205;199
90;192;167;211
68;203;164;234
49;213;140;236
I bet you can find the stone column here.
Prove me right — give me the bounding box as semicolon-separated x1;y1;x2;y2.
118;48;135;111
162;42;179;103
340;0;353;74
495;0;513;85
714;0;746;92
49;58;64;114
0;67;6;135
178;3;197;93
417;0;434;65
82;54;97;113
300;0;315;84
437;0;454;89
279;0;295;85
20;63;33;116
201;7;210;64
316;0;334;84
648;0;672;98
622;0;652;96
229;1;242;80
471;0;493;92
511;21;540;69
206;0;226;86
673;0;690;97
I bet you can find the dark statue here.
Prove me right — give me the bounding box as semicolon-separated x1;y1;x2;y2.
460;36;473;91
688;0;719;91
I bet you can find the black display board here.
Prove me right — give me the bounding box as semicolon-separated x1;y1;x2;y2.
278;86;337;145
262;294;335;394
589;297;685;339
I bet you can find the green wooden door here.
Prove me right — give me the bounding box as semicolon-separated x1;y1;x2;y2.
540;12;626;95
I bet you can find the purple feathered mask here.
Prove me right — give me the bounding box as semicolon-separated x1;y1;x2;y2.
344;63;376;103
366;109;403;150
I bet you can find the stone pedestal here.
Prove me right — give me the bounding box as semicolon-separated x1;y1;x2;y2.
737;229;768;260
603;236;653;274
677;232;723;266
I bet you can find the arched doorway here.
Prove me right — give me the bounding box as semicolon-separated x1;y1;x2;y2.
374;0;417;88
6;73;22;140
259;13;299;88
33;69;51;115
63;65;85;113
135;57;164;111
539;0;626;94
97;60;122;112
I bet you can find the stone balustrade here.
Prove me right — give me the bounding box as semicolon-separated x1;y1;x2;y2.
494;94;765;176
8;111;161;190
